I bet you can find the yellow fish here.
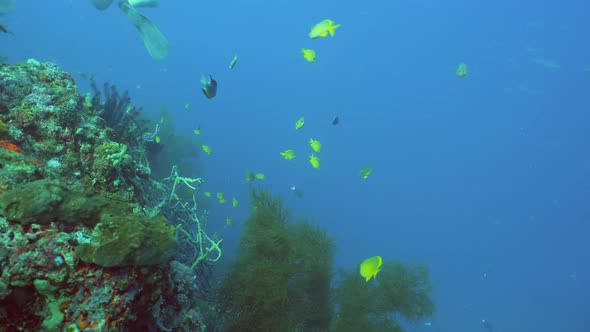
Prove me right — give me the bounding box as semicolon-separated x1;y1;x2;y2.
295;116;305;130
359;166;373;179
193;128;201;135
203;191;212;197
217;192;226;204
302;48;316;62
225;217;233;226
245;171;255;181
309;138;322;153
280;149;296;160
155;136;161;144
359;256;382;282
255;173;265;180
229;55;238;69
456;63;468;77
309;19;341;39
232;197;238;208
309;154;321;169
202;144;212;155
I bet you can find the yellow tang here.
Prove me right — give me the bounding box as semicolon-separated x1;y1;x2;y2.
295;116;305;130
309;19;341;39
193;128;201;135
202;144;212;155
232;197;238;208
456;63;468;77
225;217;233;226
309;138;322;153
359;166;373;179
155;136;161;144
255;173;265;180
309;154;321;169
359;256;383;282
301;48;316;62
203;191;212;197
216;192;226;204
280;149;296;160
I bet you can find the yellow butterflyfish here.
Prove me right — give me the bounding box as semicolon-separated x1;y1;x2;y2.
359;166;373;179
309;19;341;39
155;136;161;144
456;63;468;77
280;149;296;160
309;138;322;153
302;48;316;62
309;154;321;169
232;197;238;208
359;256;382;282
255;173;265;180
216;192;226;204
295;116;305;130
202;144;212;155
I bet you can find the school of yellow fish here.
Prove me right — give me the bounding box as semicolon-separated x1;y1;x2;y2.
173;18;467;280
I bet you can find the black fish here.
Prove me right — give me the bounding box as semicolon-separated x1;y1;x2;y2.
0;23;12;34
332;115;339;125
201;74;217;99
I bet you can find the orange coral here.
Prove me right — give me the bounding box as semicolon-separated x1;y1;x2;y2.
0;140;22;153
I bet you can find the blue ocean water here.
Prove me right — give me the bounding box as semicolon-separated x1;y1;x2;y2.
2;0;589;331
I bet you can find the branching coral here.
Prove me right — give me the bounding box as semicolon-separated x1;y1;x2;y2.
160;165;221;271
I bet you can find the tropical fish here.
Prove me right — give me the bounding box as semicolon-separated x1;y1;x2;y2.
309;19;341;39
201;74;218;99
332;116;339;125
255;173;265;180
193;128;201;135
359;166;372;179
295;117;305;130
309;138;322;153
309;154;321;169
216;192;226;204
0;23;12;34
225;217;233;226
301;48;316;62
280;149;296;160
203;191;212;197
0;140;22;153
359;256;382;282
202;144;212;155
456;63;467;77
154;136;161;144
136;84;142;89
245;171;255;182
184;103;190;110
229;55;238;69
232;197;238;208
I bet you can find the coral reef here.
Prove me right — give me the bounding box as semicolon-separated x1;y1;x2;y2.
217;188;335;331
332;261;435;331
0;60;216;331
217;188;435;332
